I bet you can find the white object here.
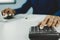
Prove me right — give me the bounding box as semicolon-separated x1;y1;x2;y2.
0;14;60;40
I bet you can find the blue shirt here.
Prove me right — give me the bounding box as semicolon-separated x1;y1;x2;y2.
15;0;59;15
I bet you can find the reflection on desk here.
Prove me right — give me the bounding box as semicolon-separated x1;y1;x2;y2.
0;14;60;40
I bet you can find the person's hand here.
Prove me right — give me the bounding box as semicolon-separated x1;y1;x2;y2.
1;8;16;16
37;15;60;29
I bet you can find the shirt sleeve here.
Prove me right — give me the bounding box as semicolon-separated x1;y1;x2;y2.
14;0;32;15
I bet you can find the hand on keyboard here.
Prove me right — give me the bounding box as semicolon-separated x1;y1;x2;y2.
37;15;60;29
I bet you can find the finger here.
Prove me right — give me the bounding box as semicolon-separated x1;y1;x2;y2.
38;21;46;29
3;13;8;18
1;8;10;16
9;13;12;16
52;16;58;27
42;15;51;25
38;15;51;29
2;10;8;16
56;17;60;27
5;9;9;13
56;20;60;27
4;8;9;13
43;15;50;21
39;15;50;29
58;16;60;22
5;8;14;16
47;16;54;27
8;9;15;15
2;13;7;16
39;21;45;29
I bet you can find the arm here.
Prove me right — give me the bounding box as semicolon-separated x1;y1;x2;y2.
14;0;32;15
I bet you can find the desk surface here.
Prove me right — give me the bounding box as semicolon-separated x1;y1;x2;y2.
0;14;60;40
